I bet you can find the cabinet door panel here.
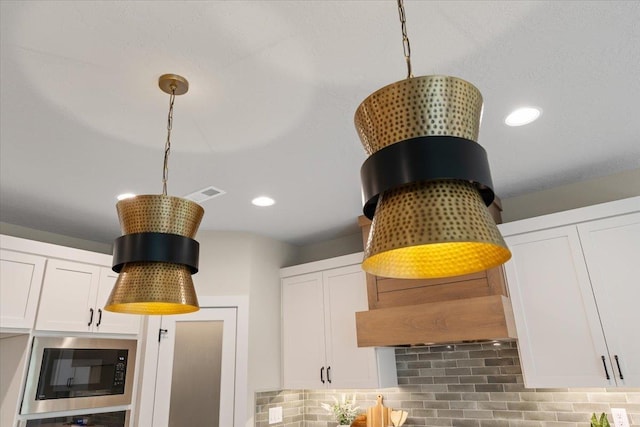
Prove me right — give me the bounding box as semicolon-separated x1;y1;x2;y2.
94;268;141;335
578;212;640;387
0;250;46;329
504;226;611;387
282;272;327;389
35;259;101;332
323;264;380;388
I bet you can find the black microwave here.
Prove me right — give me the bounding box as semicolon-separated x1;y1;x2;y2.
21;337;137;414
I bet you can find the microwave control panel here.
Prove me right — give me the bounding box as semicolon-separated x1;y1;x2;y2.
113;351;128;390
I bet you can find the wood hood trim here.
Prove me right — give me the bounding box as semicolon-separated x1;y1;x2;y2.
355;294;517;347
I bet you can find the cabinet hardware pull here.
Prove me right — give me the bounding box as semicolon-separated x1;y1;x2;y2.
614;355;624;380
158;328;168;343
88;308;94;327
601;355;610;380
320;366;325;384
327;366;332;384
96;309;103;327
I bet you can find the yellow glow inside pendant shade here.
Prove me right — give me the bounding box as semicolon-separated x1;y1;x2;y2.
105;261;199;315
362;180;512;279
362;241;512;279
105;302;198;315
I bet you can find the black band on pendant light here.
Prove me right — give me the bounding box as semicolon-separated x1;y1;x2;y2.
112;232;200;274
360;136;495;219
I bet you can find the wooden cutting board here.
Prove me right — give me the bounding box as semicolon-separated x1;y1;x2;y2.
366;394;390;427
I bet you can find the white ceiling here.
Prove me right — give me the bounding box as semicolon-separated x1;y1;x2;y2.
1;1;639;246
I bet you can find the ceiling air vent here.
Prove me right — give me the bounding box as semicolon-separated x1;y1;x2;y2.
184;186;225;203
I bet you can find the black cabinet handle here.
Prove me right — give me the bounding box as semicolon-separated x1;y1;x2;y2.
158;328;168;343
614;355;624;380
88;308;94;327
320;366;325;384
96;309;103;327
601;355;610;380
327;366;332;384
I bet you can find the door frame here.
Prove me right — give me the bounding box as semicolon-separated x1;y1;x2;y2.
133;296;249;427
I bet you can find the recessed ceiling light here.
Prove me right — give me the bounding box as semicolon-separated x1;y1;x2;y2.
117;193;136;201
505;107;541;127
252;196;275;207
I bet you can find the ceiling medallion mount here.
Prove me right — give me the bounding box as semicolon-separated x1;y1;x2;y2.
158;73;189;95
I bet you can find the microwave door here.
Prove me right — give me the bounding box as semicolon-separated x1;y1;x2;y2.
38;349;121;399
21;337;136;415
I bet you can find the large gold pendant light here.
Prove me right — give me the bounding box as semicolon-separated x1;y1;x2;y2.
355;1;511;279
105;74;204;314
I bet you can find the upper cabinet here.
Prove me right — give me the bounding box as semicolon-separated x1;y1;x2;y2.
93;268;141;334
36;259;102;332
35;261;140;334
1;235;141;335
0;250;46;330
281;254;397;389
577;214;640;386
500;197;640;388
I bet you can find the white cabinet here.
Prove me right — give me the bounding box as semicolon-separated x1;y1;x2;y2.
281;254;397;389
577;214;640;386
35;260;140;334
94;267;141;335
500;198;639;388
0;250;46;330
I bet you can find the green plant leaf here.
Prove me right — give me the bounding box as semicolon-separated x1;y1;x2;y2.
591;413;600;427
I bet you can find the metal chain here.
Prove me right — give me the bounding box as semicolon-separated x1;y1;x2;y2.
397;0;413;79
162;85;176;196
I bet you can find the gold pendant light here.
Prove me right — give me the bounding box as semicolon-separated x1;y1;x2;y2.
355;2;511;279
105;74;204;314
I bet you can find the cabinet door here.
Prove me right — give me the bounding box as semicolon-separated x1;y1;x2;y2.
504;226;612;387
578;212;640;387
0;250;46;329
94;267;141;335
35;259;101;332
282;272;327;389
323;264;380;388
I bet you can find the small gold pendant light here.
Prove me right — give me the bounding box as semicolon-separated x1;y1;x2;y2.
355;1;511;279
105;74;204;314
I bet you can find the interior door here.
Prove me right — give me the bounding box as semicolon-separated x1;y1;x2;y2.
152;307;237;427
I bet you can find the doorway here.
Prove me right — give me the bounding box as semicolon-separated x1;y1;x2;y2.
135;297;248;427
152;308;237;426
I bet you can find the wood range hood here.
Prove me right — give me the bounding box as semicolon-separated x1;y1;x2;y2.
355;201;517;348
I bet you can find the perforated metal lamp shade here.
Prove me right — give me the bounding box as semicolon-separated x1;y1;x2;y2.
355;75;512;279
104;195;204;314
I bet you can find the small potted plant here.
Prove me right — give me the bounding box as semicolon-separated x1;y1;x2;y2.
320;393;360;427
591;413;611;427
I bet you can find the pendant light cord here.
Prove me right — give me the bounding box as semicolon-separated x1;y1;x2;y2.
397;0;413;79
162;85;176;196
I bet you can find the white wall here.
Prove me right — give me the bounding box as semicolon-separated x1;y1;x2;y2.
501;168;640;222
0;222;112;254
0;335;30;427
194;231;256;296
192;230;296;427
